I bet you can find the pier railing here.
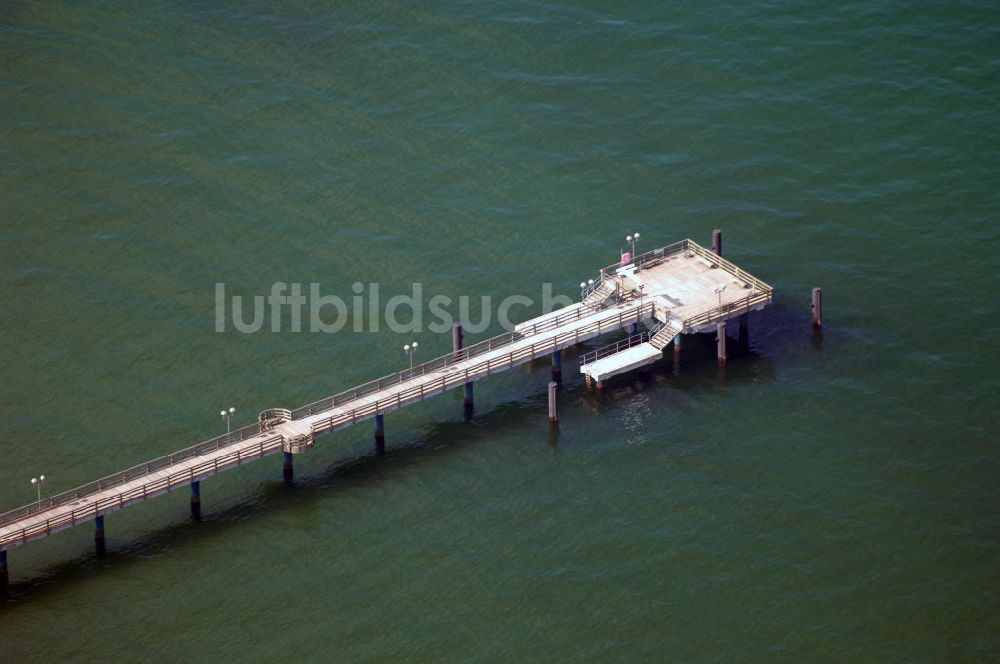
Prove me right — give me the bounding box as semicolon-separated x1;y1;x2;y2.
680;241;773;331
307;301;656;436
0;420;270;528
579;321;663;366
0;300;655;532
681;291;772;332
289;299;650;420
581;276;604;302
597;238;774;333
1;434;286;548
598;239;690;279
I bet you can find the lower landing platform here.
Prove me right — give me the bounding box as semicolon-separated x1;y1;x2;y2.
579;343;662;383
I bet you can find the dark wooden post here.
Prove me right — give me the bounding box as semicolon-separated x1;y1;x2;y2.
547;381;558;426
95;515;106;554
454;323;473;412
374;414;385;455
811;288;822;328
712;229;722;257
283;452;294;483
190;481;201;520
717;322;727;362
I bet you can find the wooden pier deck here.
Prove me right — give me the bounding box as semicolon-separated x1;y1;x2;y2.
0;237;773;562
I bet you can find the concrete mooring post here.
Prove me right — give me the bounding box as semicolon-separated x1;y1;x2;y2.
95;515;106;554
812;287;823;328
283;452;294;483
547;381;558;427
190;480;201;520
712;229;723;257
374;414;385;455
552;349;562;383
453;323;473;412
717;322;727;363
1;549;8;591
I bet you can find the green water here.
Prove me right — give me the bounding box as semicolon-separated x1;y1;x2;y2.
2;1;998;660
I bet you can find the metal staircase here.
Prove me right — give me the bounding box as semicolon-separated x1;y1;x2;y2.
582;279;616;308
649;320;682;350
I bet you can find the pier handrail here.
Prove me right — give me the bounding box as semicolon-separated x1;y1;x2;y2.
580;321;663;366
594;238;774;333
0;300;656;531
598;239;690;279
0;420;270;528
0;433;287;548
678;242;774;331
684;240;773;295
306;301;657;436
681;292;771;331
288;298;646;420
581;275;604;301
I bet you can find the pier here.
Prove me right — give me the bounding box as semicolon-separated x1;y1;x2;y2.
0;235;773;585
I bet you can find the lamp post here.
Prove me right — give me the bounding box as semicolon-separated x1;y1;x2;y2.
220;406;235;434
404;341;419;370
626;232;641;257
714;284;727;308
30;474;46;502
579;281;587;299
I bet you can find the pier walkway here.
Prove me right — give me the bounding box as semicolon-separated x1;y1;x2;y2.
0;237;772;561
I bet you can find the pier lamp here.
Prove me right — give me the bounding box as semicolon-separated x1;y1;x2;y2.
404;341;419;370
714;284;728;308
30;474;46;502
626;232;641;257
579;281;587;298
220;406;235;434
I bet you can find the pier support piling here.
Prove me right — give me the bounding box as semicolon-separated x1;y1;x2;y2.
547;381;558;427
712;229;723;258
811;287;823;329
1;549;8;591
374;414;385;455
454;323;473;412
717;322;727;363
551;350;562;383
283;452;294;483
190;481;201;520
95;515;106;555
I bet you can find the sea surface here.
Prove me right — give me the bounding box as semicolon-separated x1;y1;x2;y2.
1;1;998;661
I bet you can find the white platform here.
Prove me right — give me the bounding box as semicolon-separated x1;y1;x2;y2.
579;343;662;383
